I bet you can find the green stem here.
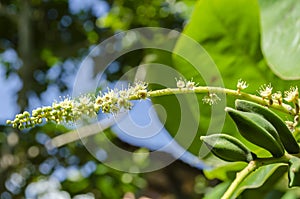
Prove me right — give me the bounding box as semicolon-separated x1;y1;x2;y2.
221;154;291;199
221;161;257;199
130;86;295;115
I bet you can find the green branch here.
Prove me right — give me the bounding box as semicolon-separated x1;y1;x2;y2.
130;86;295;115
221;154;292;199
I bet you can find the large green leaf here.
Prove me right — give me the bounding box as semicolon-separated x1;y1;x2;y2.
177;0;263;88
258;0;300;80
175;0;300;92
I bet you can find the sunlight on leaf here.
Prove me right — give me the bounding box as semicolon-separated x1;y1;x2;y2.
259;0;300;80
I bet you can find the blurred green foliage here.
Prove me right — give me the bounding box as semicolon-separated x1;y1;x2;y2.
0;0;198;198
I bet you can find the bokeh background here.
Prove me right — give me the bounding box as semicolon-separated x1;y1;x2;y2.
0;0;209;198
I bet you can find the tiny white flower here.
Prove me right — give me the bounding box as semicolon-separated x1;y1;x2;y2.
236;79;248;92
95;96;104;105
133;81;148;92
137;89;148;99
119;90;129;98
272;91;282;104
176;79;185;89
202;93;221;105
258;84;273;98
272;91;282;100
79;96;91;105
284;86;299;103
186;80;195;90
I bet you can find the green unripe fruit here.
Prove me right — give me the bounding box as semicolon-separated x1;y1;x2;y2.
288;157;300;187
200;134;256;162
235;99;300;154
225;107;285;157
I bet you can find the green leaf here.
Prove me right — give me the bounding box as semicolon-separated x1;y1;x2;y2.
204;162;247;181
288;157;300;187
231;163;287;199
176;0;300;96
258;0;300;80
205;163;287;199
241;165;287;198
203;146;274;182
176;0;263;88
281;188;300;199
203;181;231;199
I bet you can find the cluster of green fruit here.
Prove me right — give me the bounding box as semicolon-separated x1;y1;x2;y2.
201;100;300;187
